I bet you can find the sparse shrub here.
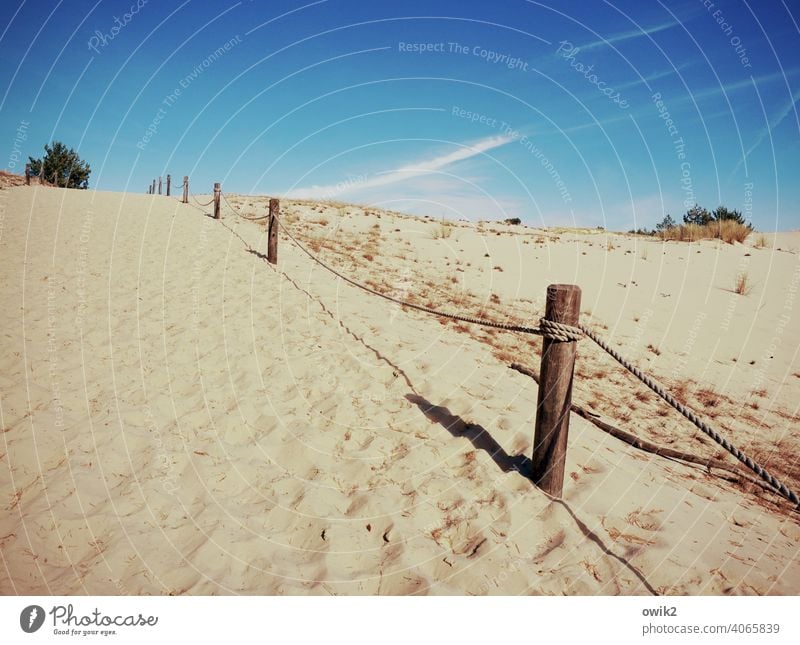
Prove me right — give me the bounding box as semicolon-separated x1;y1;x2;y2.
432;218;452;239
755;234;768;248
504;217;522;225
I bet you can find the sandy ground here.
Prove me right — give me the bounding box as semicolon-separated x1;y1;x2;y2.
1;184;798;595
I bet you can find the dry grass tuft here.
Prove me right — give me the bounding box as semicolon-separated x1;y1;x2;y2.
432;219;453;240
696;388;720;408
658;221;752;244
734;272;751;295
646;344;661;356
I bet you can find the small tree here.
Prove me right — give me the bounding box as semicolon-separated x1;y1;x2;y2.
683;204;712;225
655;214;676;232
28;141;91;189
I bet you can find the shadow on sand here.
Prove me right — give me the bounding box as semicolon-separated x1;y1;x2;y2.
405;392;658;595
405;393;532;476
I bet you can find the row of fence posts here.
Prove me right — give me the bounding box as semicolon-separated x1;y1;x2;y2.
147;177;278;266
146;175;189;203
143;172;575;496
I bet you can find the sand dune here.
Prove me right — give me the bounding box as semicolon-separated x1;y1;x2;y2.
1;185;798;595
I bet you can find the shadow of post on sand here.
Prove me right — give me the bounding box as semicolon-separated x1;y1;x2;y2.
405;393;658;595
405;393;532;477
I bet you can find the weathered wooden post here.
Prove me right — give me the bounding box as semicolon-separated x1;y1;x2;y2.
213;182;221;219
267;198;279;264
182;176;188;204
166;175;171;196
152;179;156;194
25;164;30;185
158;177;162;195
531;284;581;498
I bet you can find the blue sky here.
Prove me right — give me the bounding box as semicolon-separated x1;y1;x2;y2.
1;0;799;230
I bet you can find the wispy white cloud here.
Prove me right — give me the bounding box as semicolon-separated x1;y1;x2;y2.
616;61;693;91
731;87;800;176
284;135;515;200
691;70;796;102
358;175;525;222
580;18;684;52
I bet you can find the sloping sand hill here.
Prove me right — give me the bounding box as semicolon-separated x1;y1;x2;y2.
1;185;798;595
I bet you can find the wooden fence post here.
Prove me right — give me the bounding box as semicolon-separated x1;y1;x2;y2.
213;182;221;219
166;175;171;196
182;176;188;204
25;164;30;185
267;198;279;264
152;179;156;194
158;177;162;195
531;283;581;498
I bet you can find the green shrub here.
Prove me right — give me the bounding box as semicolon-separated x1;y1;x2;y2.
28;141;91;189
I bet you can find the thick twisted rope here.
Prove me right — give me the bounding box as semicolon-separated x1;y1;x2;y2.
578;323;800;507
275;216;582;341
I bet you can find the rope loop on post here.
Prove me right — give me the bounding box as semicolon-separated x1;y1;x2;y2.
537;318;583;342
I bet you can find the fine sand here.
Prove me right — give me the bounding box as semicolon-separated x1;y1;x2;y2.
1;184;798;595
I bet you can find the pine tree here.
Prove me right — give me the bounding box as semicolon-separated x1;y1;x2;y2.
655;214;676;232
28;141;91;189
683;204;712;225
